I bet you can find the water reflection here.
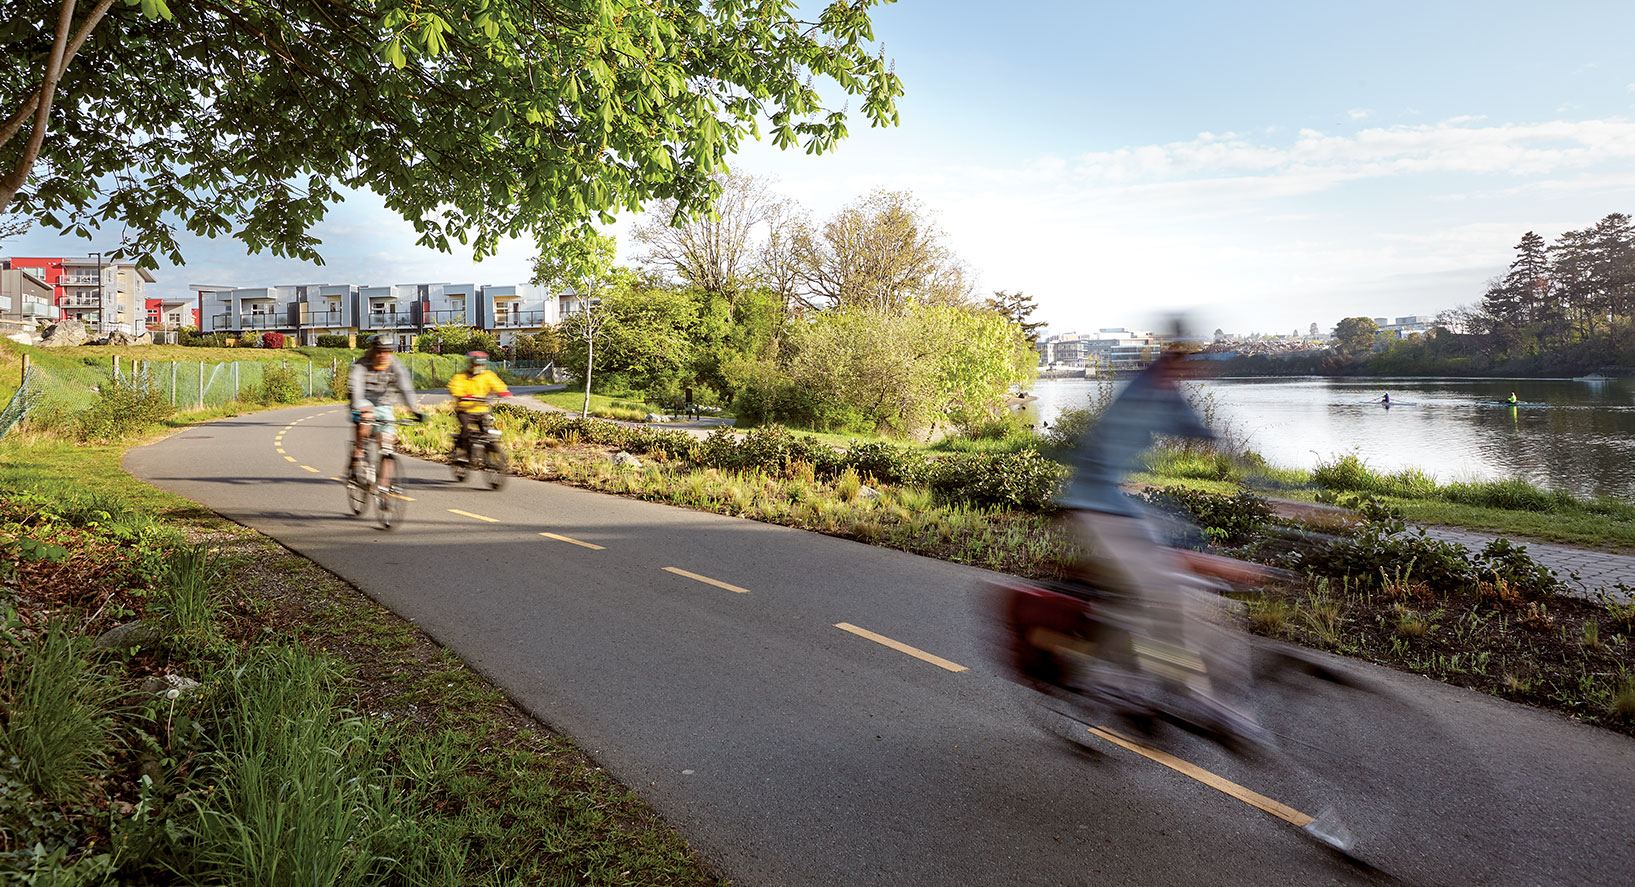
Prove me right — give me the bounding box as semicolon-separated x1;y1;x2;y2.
1022;376;1635;499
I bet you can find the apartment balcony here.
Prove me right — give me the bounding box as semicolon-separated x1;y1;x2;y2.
239;314;293;329
302;310;349;327
20;301;57;319
365;312;415;328
491;310;547;328
59;274;102;285
422;309;469;326
59;293;108;308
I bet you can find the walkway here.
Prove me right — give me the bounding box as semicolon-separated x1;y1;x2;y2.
1420;526;1635;600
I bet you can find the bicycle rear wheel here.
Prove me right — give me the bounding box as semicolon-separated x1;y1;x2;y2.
484;441;507;490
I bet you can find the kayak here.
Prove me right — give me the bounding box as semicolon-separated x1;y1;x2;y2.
1478;401;1545;407
1362;401;1416;406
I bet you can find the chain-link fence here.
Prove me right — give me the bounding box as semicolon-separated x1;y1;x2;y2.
0;351;490;440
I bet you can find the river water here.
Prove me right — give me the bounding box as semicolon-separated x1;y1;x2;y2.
1022;376;1635;499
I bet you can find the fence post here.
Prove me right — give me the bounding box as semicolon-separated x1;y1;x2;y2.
170;361;177;405
197;361;204;410
233;361;240;401
307;359;313;397
19;353;29;387
113;355;120;381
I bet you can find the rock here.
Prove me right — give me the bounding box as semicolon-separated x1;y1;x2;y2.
646;412;668;423
6;331;37;346
39;317;89;347
94;619;163;650
610;451;643;469
858;485;881;500
141;673;201;697
103;330;154;347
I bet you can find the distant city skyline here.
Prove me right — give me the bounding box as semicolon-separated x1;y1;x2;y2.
6;1;1635;333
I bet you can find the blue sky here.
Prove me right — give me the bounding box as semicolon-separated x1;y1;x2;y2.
9;0;1635;334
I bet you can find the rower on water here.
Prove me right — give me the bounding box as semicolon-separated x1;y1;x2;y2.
1380;393;1391;405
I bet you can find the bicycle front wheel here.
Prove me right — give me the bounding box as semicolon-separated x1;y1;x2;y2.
484;442;507;490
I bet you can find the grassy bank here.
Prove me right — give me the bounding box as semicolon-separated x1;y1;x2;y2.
0;429;722;884
397;405;1635;735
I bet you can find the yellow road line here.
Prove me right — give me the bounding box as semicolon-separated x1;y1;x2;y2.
389;492;415;501
283;456;297;463
833;622;967;673
663;566;749;594
540;532;605;550
331;477;345;483
1085;726;1314;827
276;447;286;454
448;508;499;523
300;465;319;473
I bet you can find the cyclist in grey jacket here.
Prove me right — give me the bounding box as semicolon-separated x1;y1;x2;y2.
349;336;422;487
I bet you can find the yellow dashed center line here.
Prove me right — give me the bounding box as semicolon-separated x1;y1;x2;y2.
540;532;605;550
833;622;967;673
662;566;749;594
276;448;286;454
283;456;297;463
300;465;318;473
1085;726;1314;827
448;508;499;523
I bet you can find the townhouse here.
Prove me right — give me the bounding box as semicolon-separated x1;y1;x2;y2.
192;281;563;349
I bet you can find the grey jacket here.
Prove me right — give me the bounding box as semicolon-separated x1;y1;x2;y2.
349;357;420;413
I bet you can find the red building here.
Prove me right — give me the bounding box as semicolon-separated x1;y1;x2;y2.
145;297;199;331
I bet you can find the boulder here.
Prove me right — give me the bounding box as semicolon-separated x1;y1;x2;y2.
39;317;89;347
142;673;202;697
858;485;882;501
610;451;643;469
6;331;37;346
104;329;152;346
94;619;163;650
645;412;669;423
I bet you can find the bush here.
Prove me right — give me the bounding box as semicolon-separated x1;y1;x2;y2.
925;450;1067;510
76;378;174;441
511;328;559;361
256;365;302;404
328;361;351;402
180;330;233;347
236;331;259;348
1137;485;1273;546
314;334;351;348
260;331;286;349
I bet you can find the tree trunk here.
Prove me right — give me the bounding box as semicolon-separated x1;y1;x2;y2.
582;336;594;418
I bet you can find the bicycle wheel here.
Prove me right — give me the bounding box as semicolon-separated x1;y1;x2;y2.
377;456;405;529
346;476;368;515
484;441;507;490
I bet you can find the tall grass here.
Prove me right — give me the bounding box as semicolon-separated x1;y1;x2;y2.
152;545;224;648
1311;452;1635;519
0;619;120;803
182;647;431;886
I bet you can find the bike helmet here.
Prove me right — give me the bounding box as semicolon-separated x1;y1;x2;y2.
467;350;488;367
369;334;395;352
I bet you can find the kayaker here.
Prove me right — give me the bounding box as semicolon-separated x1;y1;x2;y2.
1506;392;1518;405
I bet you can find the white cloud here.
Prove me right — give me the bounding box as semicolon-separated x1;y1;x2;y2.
1348;108;1371;120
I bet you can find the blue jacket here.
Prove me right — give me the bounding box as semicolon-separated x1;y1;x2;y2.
1058;362;1214;515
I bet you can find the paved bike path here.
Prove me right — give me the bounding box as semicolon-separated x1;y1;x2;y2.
125;404;1635;887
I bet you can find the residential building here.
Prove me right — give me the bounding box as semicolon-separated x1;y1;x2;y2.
0;267;58;334
194;280;560;348
1;255;155;335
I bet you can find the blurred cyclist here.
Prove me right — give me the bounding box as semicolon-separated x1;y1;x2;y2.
447;350;511;463
1059;346;1262;742
349;335;422;489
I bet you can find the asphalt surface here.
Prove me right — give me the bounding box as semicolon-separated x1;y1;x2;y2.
125;404;1635;886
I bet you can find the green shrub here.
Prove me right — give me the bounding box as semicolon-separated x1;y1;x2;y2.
315;334;351;348
1137;485;1273;546
329;361;351;402
76;378;174;441
255;365;302;404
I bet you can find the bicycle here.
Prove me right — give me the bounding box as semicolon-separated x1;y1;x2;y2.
449;395;509;490
987;510;1379;855
346;410;418;529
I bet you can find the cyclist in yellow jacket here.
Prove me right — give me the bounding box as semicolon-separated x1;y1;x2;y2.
448;351;511;465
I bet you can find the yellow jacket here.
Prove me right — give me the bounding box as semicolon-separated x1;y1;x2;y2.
448;370;509;412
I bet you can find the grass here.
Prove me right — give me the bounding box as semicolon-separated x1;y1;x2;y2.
0;424;723;884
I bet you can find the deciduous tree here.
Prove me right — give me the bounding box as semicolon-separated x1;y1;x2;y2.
2;0;903;266
1332;316;1378;355
791;189;972;311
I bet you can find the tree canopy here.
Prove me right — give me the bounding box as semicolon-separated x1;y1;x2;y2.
2;0;903;266
1332;316;1379;354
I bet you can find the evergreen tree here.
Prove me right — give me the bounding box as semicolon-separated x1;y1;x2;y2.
982;290;1045;343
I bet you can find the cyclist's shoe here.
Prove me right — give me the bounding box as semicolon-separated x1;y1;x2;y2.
348;456;364;482
1302;806;1355;853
